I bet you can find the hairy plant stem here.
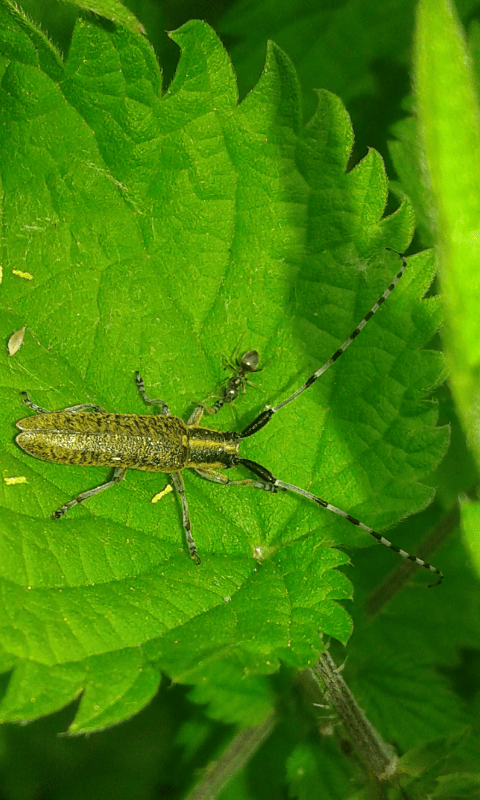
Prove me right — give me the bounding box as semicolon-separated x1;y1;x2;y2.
314;650;398;780
186;712;277;800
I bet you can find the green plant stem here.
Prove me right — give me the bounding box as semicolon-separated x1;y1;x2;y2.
366;502;462;616
314;651;398;780
186;712;277;800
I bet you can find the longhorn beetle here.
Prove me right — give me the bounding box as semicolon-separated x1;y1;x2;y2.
15;253;443;584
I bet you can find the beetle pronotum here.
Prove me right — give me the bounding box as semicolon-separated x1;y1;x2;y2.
15;254;443;584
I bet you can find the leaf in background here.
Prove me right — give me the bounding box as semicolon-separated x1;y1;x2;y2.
0;6;447;732
52;0;144;33
71;0;144;32
414;0;480;470
389;103;436;248
220;0;417;107
461;499;480;580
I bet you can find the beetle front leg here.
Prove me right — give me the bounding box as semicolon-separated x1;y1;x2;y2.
187;405;205;425
193;468;259;489
53;467;127;518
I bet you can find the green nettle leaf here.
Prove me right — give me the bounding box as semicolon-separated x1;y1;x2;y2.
59;0;144;34
0;4;447;732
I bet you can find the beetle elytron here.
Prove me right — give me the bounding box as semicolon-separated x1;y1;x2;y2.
15;254;443;584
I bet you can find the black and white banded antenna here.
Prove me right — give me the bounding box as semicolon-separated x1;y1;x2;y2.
238;251;443;586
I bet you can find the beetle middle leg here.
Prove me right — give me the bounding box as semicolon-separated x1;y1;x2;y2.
135;372;200;559
171;472;200;564
135;372;170;415
53;467;127;519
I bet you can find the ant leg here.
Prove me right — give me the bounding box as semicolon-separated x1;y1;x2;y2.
234;457;443;585
53;467;127;518
135;372;170;415
171;472;200;564
190;350;263;421
241;255;407;438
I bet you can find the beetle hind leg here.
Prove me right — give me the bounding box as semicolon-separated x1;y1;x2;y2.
20;391;106;415
60;403;107;413
53;467;127;519
20;391;50;414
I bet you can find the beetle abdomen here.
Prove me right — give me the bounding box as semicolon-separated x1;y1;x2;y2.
16;412;189;472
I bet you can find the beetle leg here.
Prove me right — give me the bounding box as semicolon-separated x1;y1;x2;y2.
171;472;200;564
59;403;107;413
193;468;257;488
20;392;106;415
187;404;205;425
135;372;170;415
53;467;127;519
20;391;50;414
